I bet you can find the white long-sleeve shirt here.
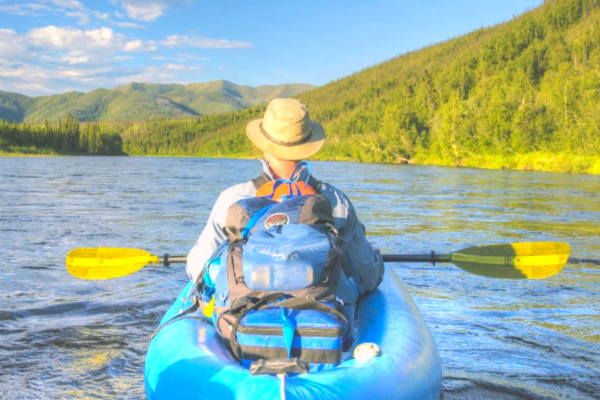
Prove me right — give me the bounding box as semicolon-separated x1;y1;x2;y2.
186;161;384;301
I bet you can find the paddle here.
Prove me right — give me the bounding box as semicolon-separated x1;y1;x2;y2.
66;248;187;280
66;241;570;280
383;241;570;279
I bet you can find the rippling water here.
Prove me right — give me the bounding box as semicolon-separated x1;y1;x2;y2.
1;157;599;399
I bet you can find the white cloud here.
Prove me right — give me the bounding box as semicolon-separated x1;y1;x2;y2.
113;21;145;29
114;63;201;84
29;26;115;50
13;82;53;93
0;26;162;94
0;29;29;60
0;25;207;95
59;68;93;78
165;64;187;71
122;3;164;21
124;39;158;52
162;35;253;49
26;26;156;54
115;0;192;21
0;57;111;93
62;51;91;65
0;13;250;95
176;53;210;61
123;40;144;51
0;1;148;28
48;0;86;10
0;3;52;16
65;11;90;25
148;53;210;63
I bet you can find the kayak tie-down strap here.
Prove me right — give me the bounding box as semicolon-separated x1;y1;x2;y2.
249;358;309;375
150;296;211;340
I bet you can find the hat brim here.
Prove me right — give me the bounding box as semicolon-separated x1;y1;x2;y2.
246;118;325;161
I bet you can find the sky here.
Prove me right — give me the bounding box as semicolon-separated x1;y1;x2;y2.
0;0;545;97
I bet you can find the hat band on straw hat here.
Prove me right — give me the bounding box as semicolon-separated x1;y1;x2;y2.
259;122;312;147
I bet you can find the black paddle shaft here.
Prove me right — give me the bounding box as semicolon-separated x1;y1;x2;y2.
158;251;452;267
382;252;452;265
157;244;566;268
157;253;453;267
158;254;188;267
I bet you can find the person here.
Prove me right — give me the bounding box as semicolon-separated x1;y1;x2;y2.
186;98;384;316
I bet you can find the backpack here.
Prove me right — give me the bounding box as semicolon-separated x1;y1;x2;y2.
198;162;350;374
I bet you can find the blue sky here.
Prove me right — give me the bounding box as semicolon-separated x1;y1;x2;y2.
0;0;544;96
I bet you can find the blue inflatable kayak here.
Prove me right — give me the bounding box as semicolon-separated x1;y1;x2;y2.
145;268;442;399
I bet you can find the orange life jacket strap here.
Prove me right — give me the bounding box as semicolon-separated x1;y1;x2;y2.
256;180;317;200
252;173;322;198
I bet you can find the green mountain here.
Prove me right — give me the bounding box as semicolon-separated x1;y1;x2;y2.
0;81;315;123
0;91;34;122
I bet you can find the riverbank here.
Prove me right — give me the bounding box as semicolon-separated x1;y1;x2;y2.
2;147;599;175
415;152;600;175
314;151;600;175
0;146;59;156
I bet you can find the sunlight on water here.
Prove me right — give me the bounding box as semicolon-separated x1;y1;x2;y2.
1;157;599;399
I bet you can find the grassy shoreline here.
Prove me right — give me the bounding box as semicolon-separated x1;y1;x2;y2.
415;153;600;175
2;148;599;175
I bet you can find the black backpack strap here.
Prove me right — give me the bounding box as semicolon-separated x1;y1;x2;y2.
229;293;287;360
308;176;322;193
252;173;270;190
150;296;212;340
275;297;347;324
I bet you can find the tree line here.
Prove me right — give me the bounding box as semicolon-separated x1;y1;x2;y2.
0;114;123;155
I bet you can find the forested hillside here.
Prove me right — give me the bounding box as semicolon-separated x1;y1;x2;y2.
300;0;600;172
2;0;599;174
0;81;314;124
124;0;600;173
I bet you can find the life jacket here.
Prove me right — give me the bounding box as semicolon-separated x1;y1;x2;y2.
198;162;350;374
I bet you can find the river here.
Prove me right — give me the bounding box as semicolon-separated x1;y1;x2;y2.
1;157;599;399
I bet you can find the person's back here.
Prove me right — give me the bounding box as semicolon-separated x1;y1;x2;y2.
186;99;384;335
187;98;382;287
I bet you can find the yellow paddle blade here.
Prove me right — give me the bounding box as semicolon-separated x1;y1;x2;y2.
66;248;160;280
451;241;570;279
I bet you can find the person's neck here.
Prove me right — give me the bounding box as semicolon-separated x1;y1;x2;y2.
264;153;300;179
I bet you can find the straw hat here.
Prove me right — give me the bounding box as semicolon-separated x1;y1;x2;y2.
246;98;325;160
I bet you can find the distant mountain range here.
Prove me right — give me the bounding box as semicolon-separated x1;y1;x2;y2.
0;81;315;123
